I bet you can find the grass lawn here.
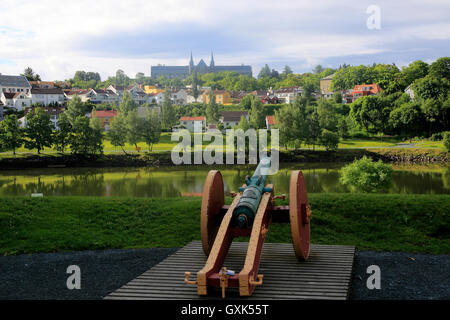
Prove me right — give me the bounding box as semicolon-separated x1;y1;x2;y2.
0;194;448;255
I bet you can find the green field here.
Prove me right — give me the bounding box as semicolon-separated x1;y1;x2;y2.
0;194;448;255
0;131;447;157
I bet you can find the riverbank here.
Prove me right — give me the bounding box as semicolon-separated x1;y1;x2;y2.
0;148;448;170
1;194;448;256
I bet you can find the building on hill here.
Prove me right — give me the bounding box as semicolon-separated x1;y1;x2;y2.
350;83;383;103
20;106;65;129
274;86;303;104
151;52;252;79
90;110;118;131
320;73;335;98
0;74;31;94
179;116;206;132
1;91;31;111
31;88;65;106
219;111;249;128
202;89;232;105
29;81;56;89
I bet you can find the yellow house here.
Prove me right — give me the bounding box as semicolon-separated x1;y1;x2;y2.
320;74;335;95
144;85;165;95
202;90;232;105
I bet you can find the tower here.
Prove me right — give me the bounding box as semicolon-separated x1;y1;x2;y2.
210;52;215;70
189;52;195;74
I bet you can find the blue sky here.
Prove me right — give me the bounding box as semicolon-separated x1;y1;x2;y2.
0;0;449;80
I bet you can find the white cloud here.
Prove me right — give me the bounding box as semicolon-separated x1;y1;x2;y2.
0;0;449;79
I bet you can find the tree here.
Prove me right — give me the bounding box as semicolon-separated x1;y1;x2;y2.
141;108;161;151
125;110;143;148
340;156;393;193
333;92;343;104
118;91;137;115
275;104;305;149
413;76;450;101
0;115;24;155
70;116;103;156
258;64;271;79
161;90;176;130
305;109;321;150
313;65;324;74
317;99;338;131
54;113;71;153
135;72;145;84
21;67;41;81
429;57;450;79
350;96;390;134
249;98;265;129
389;102;424;142
443;131;450;152
281;65;293;79
337;117;349;138
107;114;128;153
319;129;339;151
402;60;429;85
239;94;255;110
206;91;219;123
65;96;86;126
192;71;199;101
24;107;54;154
235;116;251;131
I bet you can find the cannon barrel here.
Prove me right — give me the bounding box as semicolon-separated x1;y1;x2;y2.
232;157;272;228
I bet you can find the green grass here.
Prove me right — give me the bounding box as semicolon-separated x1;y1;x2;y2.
0;194;448;255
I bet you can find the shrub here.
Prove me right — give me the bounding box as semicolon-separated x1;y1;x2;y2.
319;129;339;151
443;131;450;152
340;156;393;193
430;132;443;141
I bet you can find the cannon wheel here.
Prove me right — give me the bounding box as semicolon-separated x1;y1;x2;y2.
289;170;311;260
201;170;225;256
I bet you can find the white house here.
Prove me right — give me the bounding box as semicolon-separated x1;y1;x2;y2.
187;90;204;104
1;92;31;111
19;106;65;130
179;116;206;132
83;89;120;105
148;92;164;105
405;84;415;101
0;74;31;95
274;86;303;104
31;88;65;106
169;88;188;105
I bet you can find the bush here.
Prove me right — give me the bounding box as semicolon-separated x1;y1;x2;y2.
340;156;393;193
319;129;339;151
430;132;444;141
443;132;450;152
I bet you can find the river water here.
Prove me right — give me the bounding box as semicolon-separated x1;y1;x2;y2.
0;163;448;197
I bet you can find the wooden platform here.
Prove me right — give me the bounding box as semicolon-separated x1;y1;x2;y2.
105;241;355;300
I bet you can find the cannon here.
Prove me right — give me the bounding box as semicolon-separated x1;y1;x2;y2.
184;157;312;298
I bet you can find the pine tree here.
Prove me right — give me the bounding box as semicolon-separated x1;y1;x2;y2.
206;91;219;123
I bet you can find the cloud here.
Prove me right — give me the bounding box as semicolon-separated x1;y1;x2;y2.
0;0;449;80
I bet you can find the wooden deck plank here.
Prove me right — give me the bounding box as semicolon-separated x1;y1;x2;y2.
105;241;355;300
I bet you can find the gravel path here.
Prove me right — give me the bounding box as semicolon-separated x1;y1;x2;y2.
0;248;448;300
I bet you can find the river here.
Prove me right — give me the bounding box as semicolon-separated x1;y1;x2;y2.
0;163;448;197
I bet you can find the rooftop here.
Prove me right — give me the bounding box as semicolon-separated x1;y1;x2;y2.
0;75;31;88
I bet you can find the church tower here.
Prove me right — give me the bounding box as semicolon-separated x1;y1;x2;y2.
189;52;195;74
210;52;215;71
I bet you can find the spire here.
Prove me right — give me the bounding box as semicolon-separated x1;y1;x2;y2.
210;51;215;69
189;51;195;74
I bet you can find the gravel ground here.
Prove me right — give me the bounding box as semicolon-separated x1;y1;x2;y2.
0;248;448;300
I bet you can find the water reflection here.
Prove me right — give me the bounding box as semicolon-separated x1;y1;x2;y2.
0;163;448;197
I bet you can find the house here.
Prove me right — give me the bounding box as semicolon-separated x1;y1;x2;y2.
64;89;90;101
83;89;120;105
265;115;278;130
351;83;383;102
186;89;205;104
219;111;249;129
90;110;118;131
320;73;335;98
136;106;161;118
179;116;206;132
274;86;303;104
169;88;188;105
0;74;32;95
31;88;65;106
202;90;232;105
1;91;31;111
260;95;280;104
20;106;65;129
341;90;354;104
144;85;165;95
29;81;56;89
147;92;165;105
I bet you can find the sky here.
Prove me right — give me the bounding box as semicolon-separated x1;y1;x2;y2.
0;0;449;81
